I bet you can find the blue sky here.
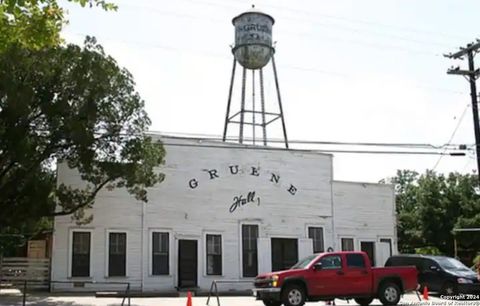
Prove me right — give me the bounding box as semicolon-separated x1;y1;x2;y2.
61;0;480;183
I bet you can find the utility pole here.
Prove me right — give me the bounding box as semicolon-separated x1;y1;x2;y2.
445;40;480;183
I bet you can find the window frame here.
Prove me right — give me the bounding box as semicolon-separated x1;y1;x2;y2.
341;237;355;251
68;228;93;278
204;233;223;276
307;226;325;253
241;224;259;278
150;230;171;276
105;230;128;278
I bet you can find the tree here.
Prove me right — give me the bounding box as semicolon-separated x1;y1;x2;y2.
0;0;116;51
385;170;480;261
0;38;165;232
0;0;165;255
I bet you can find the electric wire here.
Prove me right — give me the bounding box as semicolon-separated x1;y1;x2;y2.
156;140;465;156
432;104;470;170
118;2;454;50
148;130;470;150
174;0;471;41
64;32;467;96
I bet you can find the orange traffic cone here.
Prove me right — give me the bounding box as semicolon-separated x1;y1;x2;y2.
186;291;193;306
422;286;429;300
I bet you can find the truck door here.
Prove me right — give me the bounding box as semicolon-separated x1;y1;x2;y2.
342;253;372;295
306;254;345;296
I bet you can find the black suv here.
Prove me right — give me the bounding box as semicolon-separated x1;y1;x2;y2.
385;254;479;295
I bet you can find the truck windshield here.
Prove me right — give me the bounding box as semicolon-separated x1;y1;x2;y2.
290;254;318;269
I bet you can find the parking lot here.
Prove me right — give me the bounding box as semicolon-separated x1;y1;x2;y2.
0;292;469;306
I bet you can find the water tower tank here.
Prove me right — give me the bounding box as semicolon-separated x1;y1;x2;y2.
232;7;274;70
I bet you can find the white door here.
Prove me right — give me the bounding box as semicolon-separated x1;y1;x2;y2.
377;241;391;267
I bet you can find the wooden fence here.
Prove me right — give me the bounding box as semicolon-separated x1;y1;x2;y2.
0;257;50;290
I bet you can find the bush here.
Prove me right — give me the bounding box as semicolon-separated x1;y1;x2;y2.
473;254;480;268
414;246;442;255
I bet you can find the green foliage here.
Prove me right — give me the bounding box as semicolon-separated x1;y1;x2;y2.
0;217;52;256
0;0;116;51
385;170;480;257
415;246;442;255
0;37;165;231
473;254;480;268
0;0;157;255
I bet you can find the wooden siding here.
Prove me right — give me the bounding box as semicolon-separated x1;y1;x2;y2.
52;136;395;292
332;181;397;266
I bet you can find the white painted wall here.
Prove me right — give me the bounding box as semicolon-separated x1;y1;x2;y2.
332;181;397;266
52;136;335;292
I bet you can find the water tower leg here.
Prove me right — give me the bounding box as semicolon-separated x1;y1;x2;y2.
259;68;267;146
272;55;289;149
252;70;256;145
239;67;247;144
223;59;237;142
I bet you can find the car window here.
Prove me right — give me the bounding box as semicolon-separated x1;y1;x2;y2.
347;254;365;268
386;256;421;270
407;258;422;271
420;259;435;272
320;255;342;269
386;256;408;266
291;254;318;269
436;257;471;272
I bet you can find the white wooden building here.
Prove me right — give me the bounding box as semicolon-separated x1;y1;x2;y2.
51;136;397;293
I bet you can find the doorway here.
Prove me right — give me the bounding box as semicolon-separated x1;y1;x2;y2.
178;239;197;288
360;241;375;266
271;238;298;271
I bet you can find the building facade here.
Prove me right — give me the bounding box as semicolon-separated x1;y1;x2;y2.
51;136;397;292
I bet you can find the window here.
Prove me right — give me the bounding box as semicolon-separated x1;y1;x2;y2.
320;255;342;269
108;232;126;277
242;225;258;277
152;232;169;275
347;254;366;268
308;227;324;253
206;234;222;275
341;238;354;251
72;232;90;277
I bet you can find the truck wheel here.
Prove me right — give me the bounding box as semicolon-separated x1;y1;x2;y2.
282;284;306;306
378;283;401;306
263;300;282;306
354;297;374;306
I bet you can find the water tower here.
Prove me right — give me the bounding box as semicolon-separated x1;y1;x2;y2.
222;6;289;148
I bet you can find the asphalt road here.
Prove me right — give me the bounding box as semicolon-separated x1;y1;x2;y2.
0;292;468;306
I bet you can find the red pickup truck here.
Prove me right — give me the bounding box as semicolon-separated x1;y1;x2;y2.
252;251;417;306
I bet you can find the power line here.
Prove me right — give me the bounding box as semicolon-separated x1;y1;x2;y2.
432;104;470;170
113;2;447;57
158;140;466;156
149;131;471;150
177;0;471;41
63;31;468;95
119;2;454;50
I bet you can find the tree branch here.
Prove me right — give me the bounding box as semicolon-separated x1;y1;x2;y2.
49;178;114;216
